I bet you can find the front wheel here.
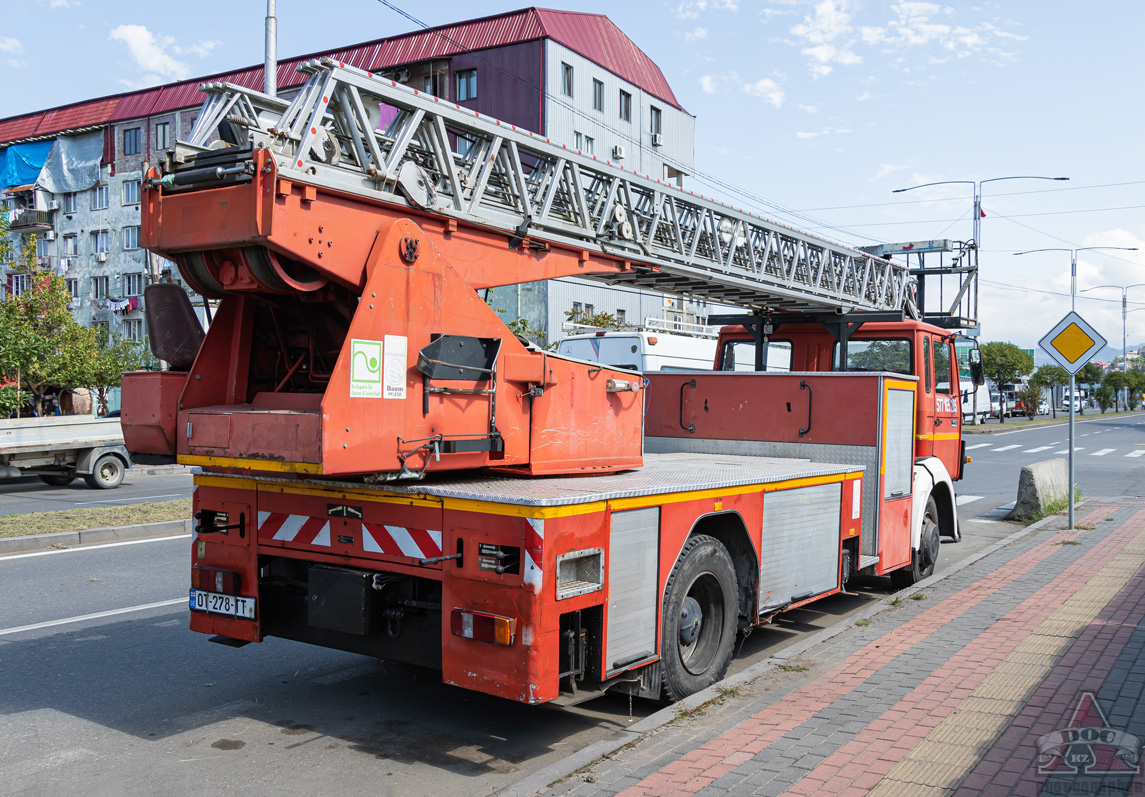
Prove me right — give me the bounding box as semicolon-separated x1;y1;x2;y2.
83;454;125;489
891;496;940;590
660;535;738;702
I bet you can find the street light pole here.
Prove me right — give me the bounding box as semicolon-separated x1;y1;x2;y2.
1015;246;1139;530
894;176;1068;426
1079;281;1145;410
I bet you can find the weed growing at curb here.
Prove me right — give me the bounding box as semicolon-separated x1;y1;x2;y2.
910;593;928;601
887;596;902;606
718;685;741;699
855;618;871;627
777;664;809;673
1058;540;1083;546
1106;517;1115;522
1076;523;1096;530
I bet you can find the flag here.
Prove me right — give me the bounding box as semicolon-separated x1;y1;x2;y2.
980;208;987;218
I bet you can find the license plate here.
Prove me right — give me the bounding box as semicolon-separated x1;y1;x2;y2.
189;589;255;619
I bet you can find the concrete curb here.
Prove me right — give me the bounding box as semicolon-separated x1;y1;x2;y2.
0;518;192;556
499;507;1080;797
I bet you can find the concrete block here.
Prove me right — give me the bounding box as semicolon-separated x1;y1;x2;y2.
1007;458;1068;520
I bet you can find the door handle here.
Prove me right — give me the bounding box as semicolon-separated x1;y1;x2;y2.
935;418;943;426
798;380;812;437
680;379;696;433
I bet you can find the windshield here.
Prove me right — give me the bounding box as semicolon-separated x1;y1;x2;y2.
719;340;792;372
833;338;911;374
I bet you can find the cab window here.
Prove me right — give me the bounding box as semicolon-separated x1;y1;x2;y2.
933;339;952;394
719;339;793;372
833;338;911;374
924;337;932;393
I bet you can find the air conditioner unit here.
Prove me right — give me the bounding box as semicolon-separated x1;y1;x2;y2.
48;200;61;211
44;230;57;241
651;133;663;147
95;252;108;262
612;145;626;160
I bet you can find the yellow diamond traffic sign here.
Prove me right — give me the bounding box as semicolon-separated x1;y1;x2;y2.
1039;311;1107;375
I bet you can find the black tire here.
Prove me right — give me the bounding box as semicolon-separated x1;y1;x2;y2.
660;534;738;702
39;471;76;486
891;496;940;590
83;454;125;489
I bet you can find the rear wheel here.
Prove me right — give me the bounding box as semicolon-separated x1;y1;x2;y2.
39;471;76;486
891;496;940;590
660;535;738;702
83;454;125;490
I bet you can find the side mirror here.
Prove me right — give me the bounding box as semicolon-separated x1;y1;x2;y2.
968;348;985;386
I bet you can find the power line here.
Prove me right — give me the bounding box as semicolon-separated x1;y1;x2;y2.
795;179;1145;212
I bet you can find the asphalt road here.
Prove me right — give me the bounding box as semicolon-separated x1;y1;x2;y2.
0;472;194;517
3;415;1140;794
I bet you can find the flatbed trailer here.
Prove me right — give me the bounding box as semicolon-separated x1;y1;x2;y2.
0;416;131;488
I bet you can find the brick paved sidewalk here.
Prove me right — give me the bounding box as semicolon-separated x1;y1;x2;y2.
540;500;1145;797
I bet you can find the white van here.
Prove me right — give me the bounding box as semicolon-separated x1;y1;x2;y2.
555;329;716;372
955;381;990;424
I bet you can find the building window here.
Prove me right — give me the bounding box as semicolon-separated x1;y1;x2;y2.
9;273;30;297
651;106;662;136
124;273;145;296
62;234;77;255
63;193;78;213
619;90;632;122
123;127;141;156
585;304;595;317
123;226;141;250
91;230;110;254
575;131;583;150
91;276;109;299
455;69;477;101
36;237;51;259
91;184;109;211
572;301;582;318
593;79;604;111
154;122;170;150
561;62;574;97
585;136;595;155
65;278;79;299
122;180;140;205
616;308;626;325
123;318;143;342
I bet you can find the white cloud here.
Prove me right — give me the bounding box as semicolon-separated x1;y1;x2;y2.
699;75;718;93
175;40;221;58
743;77;785;108
7;58;28;69
672;0;739;20
686;27;709;41
0;36;23;55
855;90;872;101
789;0;863;77
796;131;819;139
798;103;819;113
38;0;80;7
109;25;221;88
872;163;910;181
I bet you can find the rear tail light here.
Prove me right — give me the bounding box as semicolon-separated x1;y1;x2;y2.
450;609;516;646
192;566;241;595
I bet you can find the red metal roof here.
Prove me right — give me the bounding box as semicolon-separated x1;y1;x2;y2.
0;7;685;147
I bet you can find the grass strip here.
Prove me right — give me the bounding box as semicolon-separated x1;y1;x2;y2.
0;499;191;538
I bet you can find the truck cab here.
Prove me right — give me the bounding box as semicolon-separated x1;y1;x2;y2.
714;319;970;481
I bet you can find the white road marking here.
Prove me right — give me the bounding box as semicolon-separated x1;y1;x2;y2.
71;493;185;507
0;534;191;561
1024;446;1054;453
965;443;992;450
1055;448;1084;454
992;445;1021;452
1092;449;1115;456
1127;450;1145;458
0;598;186;637
955;495;983;506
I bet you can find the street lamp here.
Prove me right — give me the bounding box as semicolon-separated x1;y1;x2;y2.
894;175;1068;425
1012;245;1138;530
1080;282;1145;410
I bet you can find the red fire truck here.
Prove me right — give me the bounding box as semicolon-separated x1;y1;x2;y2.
122;59;981;705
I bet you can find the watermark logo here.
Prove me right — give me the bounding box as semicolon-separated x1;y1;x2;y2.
1036;691;1142;776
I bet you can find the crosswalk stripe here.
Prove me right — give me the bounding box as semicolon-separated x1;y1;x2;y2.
1055;448;1084;454
1092;449;1115;456
992;445;1021;452
955;495;983;506
1024;446;1053;453
1127;450;1145;458
965;443;992;450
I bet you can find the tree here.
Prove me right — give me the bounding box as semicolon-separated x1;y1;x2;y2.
1103;371;1129;412
1127;370;1145;410
1077;363;1104;414
980;342;1034;424
564;307;622;330
88;329;150;415
848;340;911;373
1094;384;1115;413
1030;364;1068;419
1018;383;1042;420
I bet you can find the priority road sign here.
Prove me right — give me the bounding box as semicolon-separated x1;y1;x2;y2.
1038;311;1107;375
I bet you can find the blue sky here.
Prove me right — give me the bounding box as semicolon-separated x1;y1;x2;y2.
4;0;1144;353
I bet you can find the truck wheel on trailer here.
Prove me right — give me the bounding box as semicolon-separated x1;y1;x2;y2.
83;454;125;490
39;470;76;486
891;495;940;590
660;534;738;702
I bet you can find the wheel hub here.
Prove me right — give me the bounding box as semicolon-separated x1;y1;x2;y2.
678;596;702;646
921;519;940;567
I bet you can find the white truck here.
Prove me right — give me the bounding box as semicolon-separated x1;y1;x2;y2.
0;416;131;488
555;319;718;372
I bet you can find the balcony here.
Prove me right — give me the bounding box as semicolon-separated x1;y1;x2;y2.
8;209;54;233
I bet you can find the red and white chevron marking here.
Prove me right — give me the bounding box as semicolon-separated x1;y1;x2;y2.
258;512;332;547
362;523;442;560
524;518;543;593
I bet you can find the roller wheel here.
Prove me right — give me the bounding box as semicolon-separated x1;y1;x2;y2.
83;454;125;490
891;495;940;590
660;534;738;702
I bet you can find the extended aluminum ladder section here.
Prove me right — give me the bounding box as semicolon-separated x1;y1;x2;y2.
182;58;916;316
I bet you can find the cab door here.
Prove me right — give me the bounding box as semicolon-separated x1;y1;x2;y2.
917;336;937;459
930;337;962;478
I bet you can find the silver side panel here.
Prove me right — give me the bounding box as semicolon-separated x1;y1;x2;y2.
759;483;842;611
606;507;660;674
646;436;878;557
883;389;915;500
